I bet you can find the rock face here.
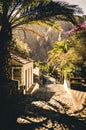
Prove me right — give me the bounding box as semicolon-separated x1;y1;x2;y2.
13;21;73;62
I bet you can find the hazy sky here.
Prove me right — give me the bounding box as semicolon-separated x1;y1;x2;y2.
55;0;86;14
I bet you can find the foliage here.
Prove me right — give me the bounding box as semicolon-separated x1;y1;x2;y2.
34;61;48;74
68;28;86;78
47;65;58;78
48;32;86;79
48;40;67;65
34;61;58;78
12;38;30;57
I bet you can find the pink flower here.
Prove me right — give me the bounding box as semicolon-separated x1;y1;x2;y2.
66;21;86;34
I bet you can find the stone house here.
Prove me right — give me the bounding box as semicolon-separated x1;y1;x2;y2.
10;53;33;93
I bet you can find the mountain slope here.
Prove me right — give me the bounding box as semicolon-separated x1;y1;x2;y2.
13;21;74;62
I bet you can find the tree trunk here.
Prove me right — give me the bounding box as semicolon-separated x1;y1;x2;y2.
0;20;12;83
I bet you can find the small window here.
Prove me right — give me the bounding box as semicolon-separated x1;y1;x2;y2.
13;68;21;83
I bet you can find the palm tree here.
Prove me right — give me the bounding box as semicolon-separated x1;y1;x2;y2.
0;0;83;83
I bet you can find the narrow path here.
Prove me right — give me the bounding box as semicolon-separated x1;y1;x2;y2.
16;83;86;130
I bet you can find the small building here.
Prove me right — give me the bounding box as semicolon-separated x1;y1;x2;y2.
10;53;33;92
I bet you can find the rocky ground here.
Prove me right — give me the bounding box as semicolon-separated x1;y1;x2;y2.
15;84;86;130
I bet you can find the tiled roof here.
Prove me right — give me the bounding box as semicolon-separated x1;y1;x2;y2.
11;53;33;64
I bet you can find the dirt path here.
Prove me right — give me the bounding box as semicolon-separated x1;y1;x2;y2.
16;84;86;130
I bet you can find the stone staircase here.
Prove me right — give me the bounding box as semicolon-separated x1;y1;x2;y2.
70;89;86;109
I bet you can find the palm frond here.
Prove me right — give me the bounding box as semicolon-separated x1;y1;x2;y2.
31;1;83;24
28;19;62;31
10;0;83;28
0;0;83;30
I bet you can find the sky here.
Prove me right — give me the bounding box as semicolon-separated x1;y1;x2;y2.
55;0;86;14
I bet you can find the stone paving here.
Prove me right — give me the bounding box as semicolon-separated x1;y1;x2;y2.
16;84;86;130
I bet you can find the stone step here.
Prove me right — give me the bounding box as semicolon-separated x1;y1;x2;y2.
28;83;39;94
70;89;86;109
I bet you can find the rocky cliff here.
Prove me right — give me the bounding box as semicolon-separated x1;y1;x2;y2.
13;21;74;62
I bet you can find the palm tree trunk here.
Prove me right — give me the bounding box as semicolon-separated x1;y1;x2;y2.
0;21;12;83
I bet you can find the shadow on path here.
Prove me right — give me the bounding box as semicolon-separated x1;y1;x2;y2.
0;86;86;130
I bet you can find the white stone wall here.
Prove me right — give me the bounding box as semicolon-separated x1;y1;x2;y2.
22;62;33;91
